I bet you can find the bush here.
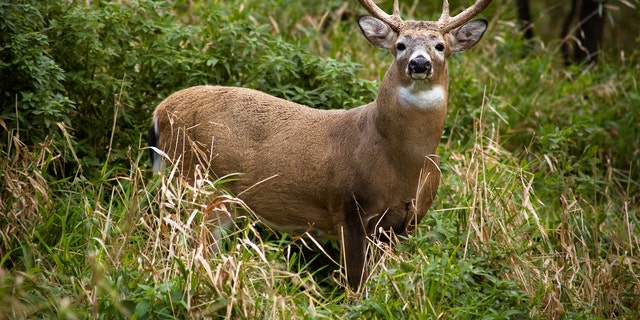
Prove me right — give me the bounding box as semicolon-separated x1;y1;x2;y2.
0;0;72;149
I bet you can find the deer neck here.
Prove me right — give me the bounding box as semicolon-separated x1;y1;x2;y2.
373;63;449;166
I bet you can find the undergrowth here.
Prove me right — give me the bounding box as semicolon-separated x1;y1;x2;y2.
1;0;639;319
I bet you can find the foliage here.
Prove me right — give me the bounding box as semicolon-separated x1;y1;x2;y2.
0;0;72;151
1;0;639;319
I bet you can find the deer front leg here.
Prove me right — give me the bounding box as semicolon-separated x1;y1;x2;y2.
339;217;368;291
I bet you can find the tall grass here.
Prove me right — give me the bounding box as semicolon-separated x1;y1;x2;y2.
1;0;639;319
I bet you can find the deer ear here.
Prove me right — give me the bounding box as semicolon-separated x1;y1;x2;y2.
358;15;396;50
450;19;488;52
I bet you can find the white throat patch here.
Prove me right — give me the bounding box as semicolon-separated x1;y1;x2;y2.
398;84;445;110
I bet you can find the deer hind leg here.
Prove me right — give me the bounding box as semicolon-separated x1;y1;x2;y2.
204;203;236;253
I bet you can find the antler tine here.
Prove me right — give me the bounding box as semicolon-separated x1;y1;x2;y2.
438;0;492;32
392;0;400;17
357;0;404;31
440;0;450;22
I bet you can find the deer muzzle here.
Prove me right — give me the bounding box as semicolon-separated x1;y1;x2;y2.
409;55;432;79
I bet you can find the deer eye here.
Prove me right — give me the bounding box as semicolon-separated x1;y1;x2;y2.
396;43;406;51
435;43;445;51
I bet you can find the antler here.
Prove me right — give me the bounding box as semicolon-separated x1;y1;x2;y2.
357;0;491;33
357;0;404;31
438;0;492;32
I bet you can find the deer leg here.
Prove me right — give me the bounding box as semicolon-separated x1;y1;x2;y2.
205;206;235;253
339;217;368;291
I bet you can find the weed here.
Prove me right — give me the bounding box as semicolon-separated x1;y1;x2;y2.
1;0;639;319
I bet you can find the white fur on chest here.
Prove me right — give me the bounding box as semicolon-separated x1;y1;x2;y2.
398;84;445;110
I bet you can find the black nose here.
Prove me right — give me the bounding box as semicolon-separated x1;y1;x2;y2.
409;56;431;74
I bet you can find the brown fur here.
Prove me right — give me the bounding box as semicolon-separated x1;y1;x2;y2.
150;12;488;290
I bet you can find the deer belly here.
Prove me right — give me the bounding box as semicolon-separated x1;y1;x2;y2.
260;219;339;240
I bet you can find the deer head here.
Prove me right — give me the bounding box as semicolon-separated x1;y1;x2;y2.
357;0;489;98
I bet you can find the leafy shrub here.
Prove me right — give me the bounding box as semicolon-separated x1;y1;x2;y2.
0;0;72;149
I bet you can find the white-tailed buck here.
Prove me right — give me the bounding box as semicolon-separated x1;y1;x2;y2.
149;0;491;290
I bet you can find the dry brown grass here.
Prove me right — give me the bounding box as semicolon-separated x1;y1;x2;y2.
0;121;53;259
113;161;338;317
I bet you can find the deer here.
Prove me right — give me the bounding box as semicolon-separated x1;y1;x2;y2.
148;0;491;290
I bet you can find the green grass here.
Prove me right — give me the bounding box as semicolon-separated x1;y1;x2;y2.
1;0;639;319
